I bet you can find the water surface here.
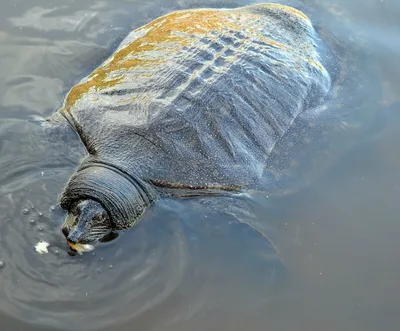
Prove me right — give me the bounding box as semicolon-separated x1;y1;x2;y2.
0;0;399;330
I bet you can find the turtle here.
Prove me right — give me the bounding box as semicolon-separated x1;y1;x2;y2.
44;3;336;254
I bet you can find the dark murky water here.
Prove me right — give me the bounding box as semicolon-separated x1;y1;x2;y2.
0;0;399;330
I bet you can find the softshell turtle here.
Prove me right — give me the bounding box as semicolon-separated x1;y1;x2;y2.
45;3;335;254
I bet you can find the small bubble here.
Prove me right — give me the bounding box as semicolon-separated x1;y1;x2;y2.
31;205;35;210
38;226;44;231
50;206;56;211
0;261;3;267
38;212;43;217
100;257;104;261
109;265;113;269
54;250;60;255
29;219;35;224
22;208;29;215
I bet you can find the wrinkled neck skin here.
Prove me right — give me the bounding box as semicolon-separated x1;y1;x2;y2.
60;157;158;231
45;112;158;233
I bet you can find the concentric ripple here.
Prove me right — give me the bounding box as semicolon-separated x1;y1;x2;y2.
0;120;190;330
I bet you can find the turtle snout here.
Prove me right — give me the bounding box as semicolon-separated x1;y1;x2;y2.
66;228;83;245
66;236;77;245
62;226;80;244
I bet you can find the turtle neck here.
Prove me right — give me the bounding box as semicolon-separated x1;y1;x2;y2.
59;157;157;229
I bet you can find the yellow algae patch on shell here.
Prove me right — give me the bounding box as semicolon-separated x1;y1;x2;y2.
65;76;124;111
307;58;327;72
61;4;320;112
61;7;275;110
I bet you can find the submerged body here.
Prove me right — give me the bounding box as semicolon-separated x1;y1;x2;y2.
46;3;333;251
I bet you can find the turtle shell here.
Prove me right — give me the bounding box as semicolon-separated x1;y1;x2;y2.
49;4;332;229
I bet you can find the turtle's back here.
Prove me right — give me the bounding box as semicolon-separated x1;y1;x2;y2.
55;4;332;189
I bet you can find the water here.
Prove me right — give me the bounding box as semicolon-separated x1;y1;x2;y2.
0;0;399;330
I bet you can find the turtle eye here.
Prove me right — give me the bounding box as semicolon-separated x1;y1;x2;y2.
91;213;105;225
71;201;82;216
92;210;107;223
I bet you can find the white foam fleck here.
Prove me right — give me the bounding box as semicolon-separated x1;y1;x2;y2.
35;241;50;254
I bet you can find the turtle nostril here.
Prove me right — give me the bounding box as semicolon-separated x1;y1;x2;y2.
62;227;69;238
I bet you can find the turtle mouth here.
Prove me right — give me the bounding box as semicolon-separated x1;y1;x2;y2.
66;239;95;256
67;240;81;250
67;241;79;256
65;232;118;256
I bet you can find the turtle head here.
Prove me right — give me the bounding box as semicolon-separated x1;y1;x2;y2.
61;199;114;251
59;160;155;254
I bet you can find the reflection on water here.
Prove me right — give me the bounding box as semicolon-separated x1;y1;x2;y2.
0;0;399;330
